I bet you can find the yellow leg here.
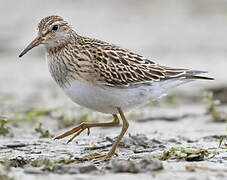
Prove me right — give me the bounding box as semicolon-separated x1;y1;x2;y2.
55;114;120;143
79;107;129;160
106;107;129;158
55;108;129;160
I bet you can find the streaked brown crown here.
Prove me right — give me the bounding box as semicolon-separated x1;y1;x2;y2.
38;15;65;33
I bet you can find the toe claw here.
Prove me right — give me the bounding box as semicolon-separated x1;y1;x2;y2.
54;136;59;140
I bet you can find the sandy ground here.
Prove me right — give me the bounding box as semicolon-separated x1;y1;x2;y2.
0;0;227;179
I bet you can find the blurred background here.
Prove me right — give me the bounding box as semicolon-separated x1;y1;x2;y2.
0;1;227;178
0;0;227;115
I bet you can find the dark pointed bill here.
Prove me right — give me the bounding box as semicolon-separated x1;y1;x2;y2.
19;35;43;58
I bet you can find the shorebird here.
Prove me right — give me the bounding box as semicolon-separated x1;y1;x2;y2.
19;15;213;159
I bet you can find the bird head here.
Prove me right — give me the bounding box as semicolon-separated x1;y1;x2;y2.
19;15;71;57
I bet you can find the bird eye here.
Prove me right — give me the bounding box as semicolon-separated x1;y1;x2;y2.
52;25;59;31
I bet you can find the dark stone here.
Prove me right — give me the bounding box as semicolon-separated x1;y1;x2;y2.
6;143;27;148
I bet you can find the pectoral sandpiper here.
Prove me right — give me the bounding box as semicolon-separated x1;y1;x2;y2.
19;15;213;159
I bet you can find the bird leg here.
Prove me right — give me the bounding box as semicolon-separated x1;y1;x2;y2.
55;108;129;160
80;107;129;160
55;114;120;143
105;107;129;158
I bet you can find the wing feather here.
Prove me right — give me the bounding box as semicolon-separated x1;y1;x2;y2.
90;46;186;87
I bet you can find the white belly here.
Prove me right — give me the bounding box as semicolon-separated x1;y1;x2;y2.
62;79;186;114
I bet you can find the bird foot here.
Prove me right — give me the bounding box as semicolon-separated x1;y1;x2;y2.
54;123;90;143
78;151;118;161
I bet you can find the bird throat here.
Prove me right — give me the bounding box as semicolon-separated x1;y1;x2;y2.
46;46;78;88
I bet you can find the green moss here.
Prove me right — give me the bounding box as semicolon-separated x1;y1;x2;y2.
79;151;103;161
10;108;51;124
31;157;55;169
56;154;75;164
0;108;52;136
203;92;227;122
90;142;98;149
0;120;10;136
161;146;217;161
35;122;54;138
31;154;75;168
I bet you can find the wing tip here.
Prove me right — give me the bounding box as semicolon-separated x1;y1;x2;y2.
185;70;214;81
186;76;215;80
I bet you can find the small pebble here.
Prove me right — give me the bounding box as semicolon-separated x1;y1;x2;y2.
78;165;98;173
24;167;43;174
109;157;163;173
110;158;139;173
139;158;163;171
